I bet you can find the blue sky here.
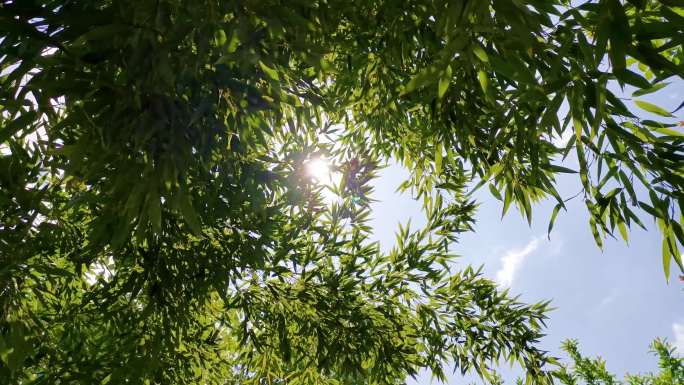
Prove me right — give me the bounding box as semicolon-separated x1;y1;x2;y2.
364;83;684;382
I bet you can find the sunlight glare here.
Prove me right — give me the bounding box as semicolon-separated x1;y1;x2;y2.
306;157;331;183
304;155;342;204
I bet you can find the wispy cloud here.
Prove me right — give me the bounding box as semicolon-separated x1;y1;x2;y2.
673;321;684;354
495;238;540;288
599;295;615;307
597;288;619;309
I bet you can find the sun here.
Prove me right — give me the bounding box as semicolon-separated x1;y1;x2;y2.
304;156;342;204
305;157;331;183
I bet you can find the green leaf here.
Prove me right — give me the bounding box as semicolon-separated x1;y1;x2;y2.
214;29;227;46
0;335;11;368
438;65;452;99
177;191;202;235
646;124;684;137
547;164;577;174
435;141;443;174
1;324;30;372
227;31;240;53
632;82;669;97
615;69;651;89
589;216;604;249
259;61;280;81
634;100;672;117
489;183;502;201
573;117;584;142
401;64;441;95
502;186;513;218
608;0;630;72
547;203;563;239
477;70;494;104
617;220;629;243
472;45;489;63
662;237;671;282
490;55;535;84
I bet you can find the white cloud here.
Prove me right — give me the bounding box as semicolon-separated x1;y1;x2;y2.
495;238;540;288
598;288;619;309
673;321;684;355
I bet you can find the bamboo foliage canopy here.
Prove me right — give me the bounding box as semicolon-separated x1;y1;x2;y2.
1;0;683;384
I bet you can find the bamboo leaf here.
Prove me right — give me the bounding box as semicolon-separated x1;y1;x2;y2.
635;100;672;117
